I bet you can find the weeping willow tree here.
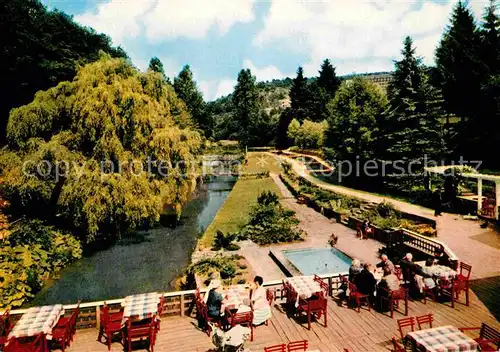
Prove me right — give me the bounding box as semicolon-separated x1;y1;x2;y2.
0;55;203;242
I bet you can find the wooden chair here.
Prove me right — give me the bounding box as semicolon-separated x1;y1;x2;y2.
380;287;408;318
422;281;437;304
296;292;327;330
348;281;370;312
125;316;156;352
391;336;406;352
313;274;329;295
439;278;456;308
51;321;71;352
225;309;254;341
156;296;165;332
0;309;12;349
4;334;45;352
264;344;286;352
264;288;275;326
287;339;308;351
97;304;125;351
459;323;500;351
397;317;415;341
195;298;218;337
416;313;433;330
457;262;472;282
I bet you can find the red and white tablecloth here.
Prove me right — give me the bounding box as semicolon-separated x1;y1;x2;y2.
8;304;64;340
428;266;457;280
223;285;249;310
285;276;322;307
406;325;479;352
122;292;160;320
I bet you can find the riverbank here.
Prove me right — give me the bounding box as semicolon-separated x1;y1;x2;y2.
197;152;283;249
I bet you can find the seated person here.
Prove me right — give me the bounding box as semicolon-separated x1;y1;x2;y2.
354;263;377;303
205;279;224;319
376;254;395;274
349;259;363;283
434;248;451;267
377;266;401;311
250;276;271;325
421;258;437;290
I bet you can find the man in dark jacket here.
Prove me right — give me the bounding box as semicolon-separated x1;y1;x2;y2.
433;187;443;216
354;263;377;304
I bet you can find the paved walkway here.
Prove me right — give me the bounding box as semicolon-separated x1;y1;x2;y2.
276;153;500;279
239;173;383;281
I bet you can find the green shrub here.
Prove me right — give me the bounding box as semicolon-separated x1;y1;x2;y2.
189;255;240;282
0;220;82;308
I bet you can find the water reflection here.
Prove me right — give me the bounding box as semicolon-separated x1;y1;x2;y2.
30;176;236;305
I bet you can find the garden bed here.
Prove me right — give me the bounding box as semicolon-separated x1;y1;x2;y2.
280;166;436;237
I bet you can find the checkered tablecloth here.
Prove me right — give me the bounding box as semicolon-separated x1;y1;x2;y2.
122;292;160;320
429;266;457;280
223;285;249;309
285;276;322;307
8;304;64;339
407;325;479;352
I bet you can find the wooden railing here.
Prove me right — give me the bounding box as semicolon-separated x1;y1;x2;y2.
0;273;346;331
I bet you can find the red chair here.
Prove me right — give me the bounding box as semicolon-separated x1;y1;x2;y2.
195;298;218;336
264;343;286;352
0;309;13;349
54;301;80;345
287;339;308;351
97;304;125;351
416;313;433;330
391;336;406;352
4;334;45;352
125;316;156;352
313;274;329;295
51;322;71;352
380;287;408;318
156;296;165;332
225;309;254;341
457;262;472;282
397;317;415;340
348;281;370;313
422;281;437;304
459;323;500;351
296;292;327;330
439;278;456;308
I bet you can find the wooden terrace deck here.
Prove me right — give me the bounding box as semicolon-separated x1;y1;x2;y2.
64;286;499;352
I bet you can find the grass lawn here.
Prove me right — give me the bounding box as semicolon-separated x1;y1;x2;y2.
243;152;283;174
198;152;281;249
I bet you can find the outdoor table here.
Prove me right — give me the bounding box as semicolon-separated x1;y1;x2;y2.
121;292;160;322
406;325;479;352
428;265;457;280
8;304;64;340
223;285;249;310
285;276;323;307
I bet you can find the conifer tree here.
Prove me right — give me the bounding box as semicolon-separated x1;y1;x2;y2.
232;69;261;146
174;65;211;136
436;1;483;122
385;36;446;165
289;67;310;121
317;59;341;101
480;0;500;74
148;57;170;83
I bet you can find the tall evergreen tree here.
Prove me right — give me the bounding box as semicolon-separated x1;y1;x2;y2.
385;37;446;165
289;67;311;121
436;1;483;127
148;57;170;83
173;65;211;136
480;0;500;74
232;69;261;146
317;59;341;101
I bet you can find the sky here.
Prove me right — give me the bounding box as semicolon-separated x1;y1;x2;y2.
42;0;493;101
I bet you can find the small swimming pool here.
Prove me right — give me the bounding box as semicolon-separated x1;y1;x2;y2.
283;248;352;275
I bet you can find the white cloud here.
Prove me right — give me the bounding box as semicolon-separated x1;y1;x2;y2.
242;59;292;81
76;0;255;46
199;79;236;101
75;1;154;46
255;0;489;75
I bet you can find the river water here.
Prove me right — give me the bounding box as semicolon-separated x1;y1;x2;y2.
30;176;236;305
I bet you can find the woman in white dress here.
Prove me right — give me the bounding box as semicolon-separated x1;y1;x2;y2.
250;276;271;325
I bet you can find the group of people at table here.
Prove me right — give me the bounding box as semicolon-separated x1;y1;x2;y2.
205;275;272;326
348;251;457;311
